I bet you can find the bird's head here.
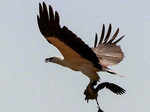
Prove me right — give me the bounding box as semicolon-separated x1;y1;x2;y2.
45;57;64;65
45;57;56;63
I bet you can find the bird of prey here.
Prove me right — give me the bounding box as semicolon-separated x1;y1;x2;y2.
37;2;125;97
84;81;126;112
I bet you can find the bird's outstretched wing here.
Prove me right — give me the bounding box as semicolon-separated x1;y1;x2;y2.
95;82;126;95
92;24;125;67
37;2;101;69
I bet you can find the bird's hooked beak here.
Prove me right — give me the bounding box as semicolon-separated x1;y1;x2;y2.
45;57;54;63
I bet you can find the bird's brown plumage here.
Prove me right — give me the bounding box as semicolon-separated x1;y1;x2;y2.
37;2;102;70
37;3;125;112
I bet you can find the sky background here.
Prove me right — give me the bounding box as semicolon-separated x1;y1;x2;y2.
0;0;149;112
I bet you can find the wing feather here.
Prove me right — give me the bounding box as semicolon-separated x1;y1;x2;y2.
95;82;126;95
37;2;102;70
104;24;112;44
113;35;125;44
94;33;98;48
108;28;119;44
99;24;105;44
93;25;124;66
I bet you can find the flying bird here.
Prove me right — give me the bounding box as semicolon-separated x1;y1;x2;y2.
84;81;126;112
37;2;125;95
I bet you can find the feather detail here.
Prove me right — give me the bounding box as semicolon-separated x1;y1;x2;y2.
93;24;125;66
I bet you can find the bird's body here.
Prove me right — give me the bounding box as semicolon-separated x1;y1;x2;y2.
46;56;100;80
37;2;126;112
37;1;125;95
45;36;101;81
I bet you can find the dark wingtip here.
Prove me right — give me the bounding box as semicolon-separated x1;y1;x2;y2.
106;83;126;95
103;24;112;44
55;11;59;20
48;4;54;22
108;27;119;44
42;1;46;5
94;33;98;48
98;24;105;44
37;15;40;28
113;35;125;44
48;5;53;10
116;28;120;34
37;15;40;22
42;2;47;9
55;11;60;28
37;15;39;19
102;24;105;28
39;2;42;9
39;2;42;6
109;24;112;28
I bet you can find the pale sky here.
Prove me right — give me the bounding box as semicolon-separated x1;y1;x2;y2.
0;0;149;112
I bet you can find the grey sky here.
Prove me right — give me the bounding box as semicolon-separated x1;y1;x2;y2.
0;0;149;112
